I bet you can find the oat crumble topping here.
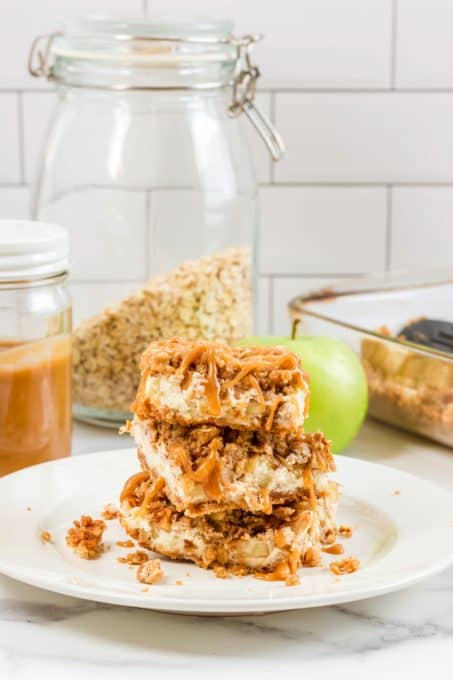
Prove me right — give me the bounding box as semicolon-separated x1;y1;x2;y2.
136;559;164;585
329;557;360;575
117;550;149;565
66;515;106;560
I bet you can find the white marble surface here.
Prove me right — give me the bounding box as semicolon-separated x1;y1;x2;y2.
1;419;453;679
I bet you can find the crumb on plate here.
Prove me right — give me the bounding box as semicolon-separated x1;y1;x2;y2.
116;539;135;548
136;559;164;585
338;525;353;539
66;515;106;560
40;530;52;543
329;557;360;576
175;580;183;586
393;489;401;496
102;503;118;520
117;550;149;565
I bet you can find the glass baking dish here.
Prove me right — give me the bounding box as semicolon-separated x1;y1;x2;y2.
288;270;453;448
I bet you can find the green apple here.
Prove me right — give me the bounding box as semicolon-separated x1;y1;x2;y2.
240;334;368;453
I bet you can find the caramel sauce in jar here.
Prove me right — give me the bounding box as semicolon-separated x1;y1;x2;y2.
0;335;72;476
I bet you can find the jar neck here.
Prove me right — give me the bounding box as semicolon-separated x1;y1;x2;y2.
52;53;237;92
0;271;68;291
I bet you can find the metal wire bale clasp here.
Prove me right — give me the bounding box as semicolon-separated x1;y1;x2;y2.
28;32;60;79
228;35;285;162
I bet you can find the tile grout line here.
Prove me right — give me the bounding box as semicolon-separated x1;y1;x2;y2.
17;92;26;184
386;185;393;271
391;0;398;90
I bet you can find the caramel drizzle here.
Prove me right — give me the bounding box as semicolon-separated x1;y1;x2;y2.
302;468;316;511
174;342;306;427
192;438;224;500
265;395;284;431
178;344;221;416
322;543;344;555
120;471;150;504
205;347;221;416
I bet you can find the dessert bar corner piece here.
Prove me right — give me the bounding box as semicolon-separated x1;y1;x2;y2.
133;337;310;432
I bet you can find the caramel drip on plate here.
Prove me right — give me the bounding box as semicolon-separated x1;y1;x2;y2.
205;347;221;416
302;468;316;511
265;395;284;431
120;471;150;504
254;561;291;582
322;543;344;555
192;438;223;500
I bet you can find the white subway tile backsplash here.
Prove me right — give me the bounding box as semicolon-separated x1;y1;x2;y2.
0;186;30;219
23;92;57;184
0;2;144;89
70;281;139;326
391;187;453;269
397;1;453;88
0;94;20;183
259;186;387;275
272;277;333;334
256;276;271;336
146;0;392;89
276;93;453;183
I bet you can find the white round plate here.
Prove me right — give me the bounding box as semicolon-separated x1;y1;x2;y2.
0;449;453;615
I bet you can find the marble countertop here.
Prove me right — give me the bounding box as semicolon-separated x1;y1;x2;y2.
2;419;453;679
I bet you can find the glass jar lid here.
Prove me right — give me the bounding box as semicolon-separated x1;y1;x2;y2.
0;221;69;282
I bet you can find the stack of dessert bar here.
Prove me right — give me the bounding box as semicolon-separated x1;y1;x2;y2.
119;337;339;582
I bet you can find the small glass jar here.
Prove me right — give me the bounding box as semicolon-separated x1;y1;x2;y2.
29;16;284;427
0;221;72;476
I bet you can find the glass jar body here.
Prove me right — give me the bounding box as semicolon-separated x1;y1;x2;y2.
0;276;72;475
34;84;258;425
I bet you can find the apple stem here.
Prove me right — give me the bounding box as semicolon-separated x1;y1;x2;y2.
291;318;301;340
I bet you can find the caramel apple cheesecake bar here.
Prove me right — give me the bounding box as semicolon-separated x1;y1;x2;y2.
134;337;310;432
128;416;336;516
118;337;340;581
119;471;339;578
